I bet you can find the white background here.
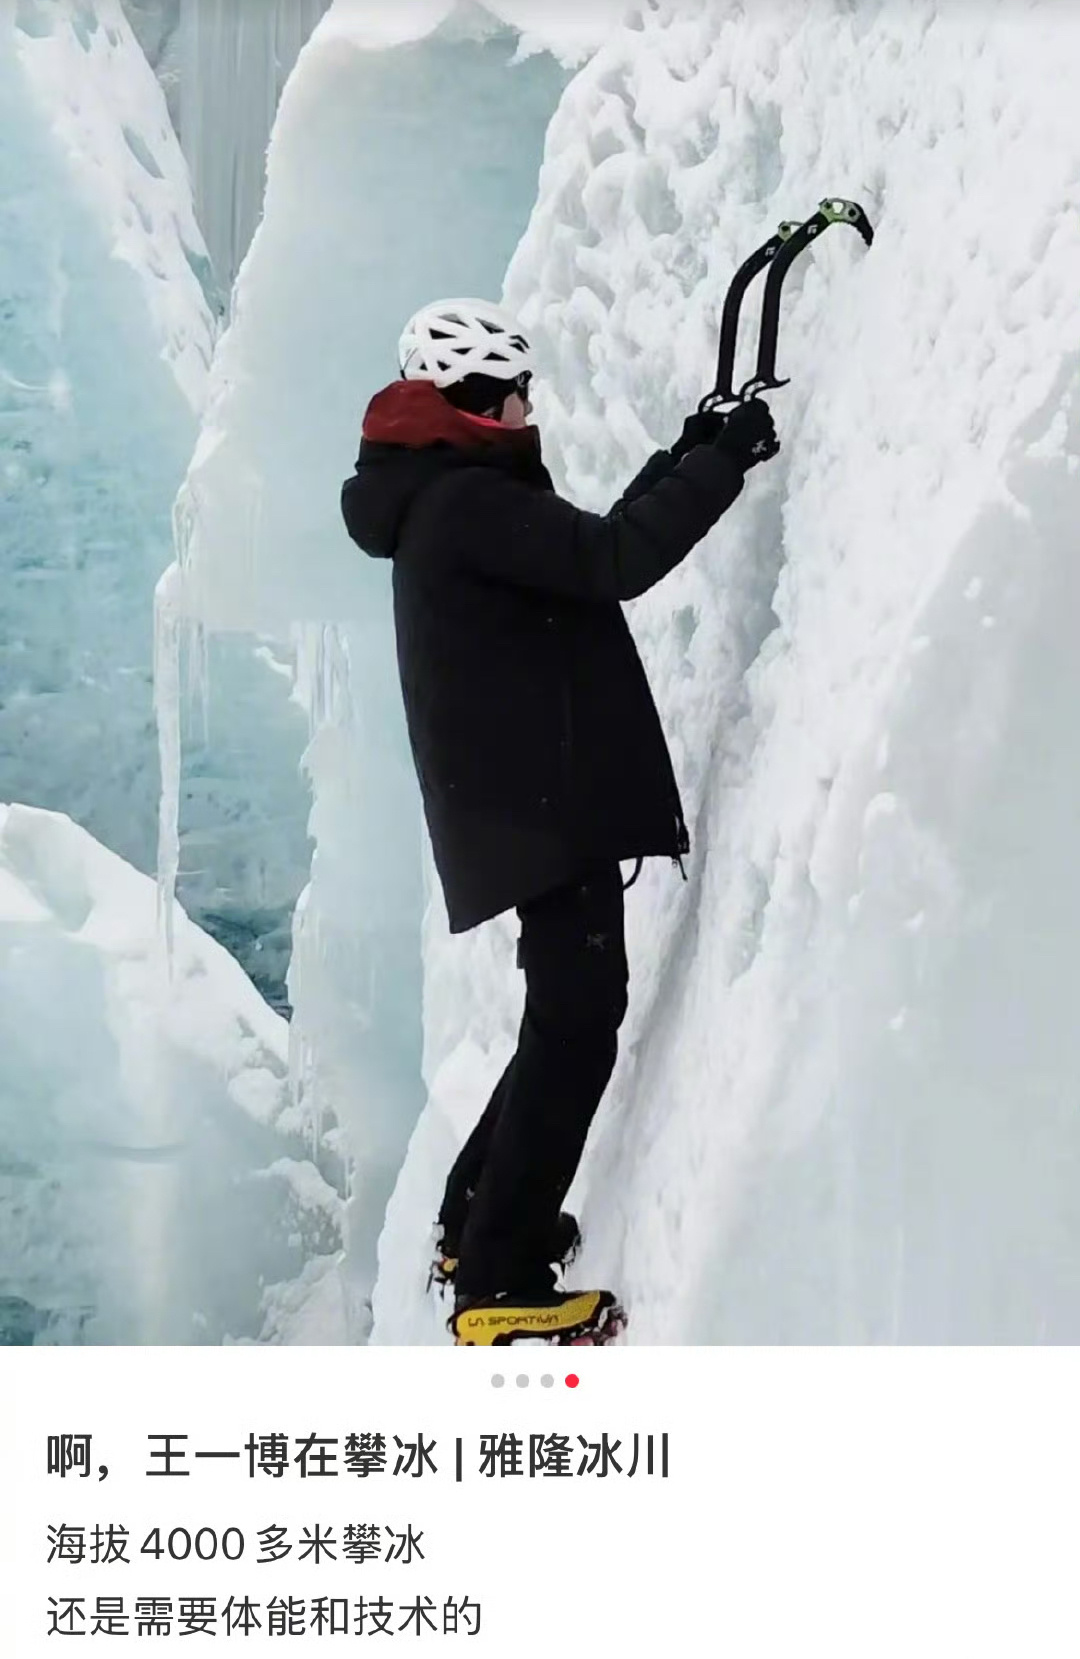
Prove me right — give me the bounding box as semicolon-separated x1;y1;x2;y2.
4;1348;1079;1654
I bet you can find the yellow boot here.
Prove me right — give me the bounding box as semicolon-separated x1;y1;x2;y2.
451;1289;624;1346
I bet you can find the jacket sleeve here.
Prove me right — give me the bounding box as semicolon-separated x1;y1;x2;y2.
612;446;681;507
614;418;729;507
441;445;746;604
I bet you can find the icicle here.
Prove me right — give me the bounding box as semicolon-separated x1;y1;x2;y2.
287;627;323;1154
154;476;212;971
153;558;184;972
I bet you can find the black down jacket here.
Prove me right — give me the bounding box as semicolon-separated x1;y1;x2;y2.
341;380;745;933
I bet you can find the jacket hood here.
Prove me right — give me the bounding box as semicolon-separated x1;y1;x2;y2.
341;380;543;560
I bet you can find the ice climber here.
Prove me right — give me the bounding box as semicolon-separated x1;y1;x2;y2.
340;297;779;1345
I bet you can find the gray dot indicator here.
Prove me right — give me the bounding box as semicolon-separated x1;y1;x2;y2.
516;1374;529;1388
491;1374;505;1388
541;1374;554;1388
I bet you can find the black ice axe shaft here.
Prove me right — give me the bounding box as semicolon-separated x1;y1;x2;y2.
700;197;874;412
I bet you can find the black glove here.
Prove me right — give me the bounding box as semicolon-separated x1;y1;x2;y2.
670;408;729;460
712;397;779;471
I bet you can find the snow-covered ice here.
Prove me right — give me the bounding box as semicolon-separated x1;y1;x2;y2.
317;0;630;64
120;1;183;130
0;803;337;1345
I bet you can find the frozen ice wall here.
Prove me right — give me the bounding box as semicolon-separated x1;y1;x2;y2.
2;3;313;1012
373;0;1080;1342
177;0;332;289
121;1;331;291
0;3;212;876
0;804;334;1345
170;0;570;1336
119;0;182;129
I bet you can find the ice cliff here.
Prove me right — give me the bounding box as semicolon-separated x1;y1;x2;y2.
9;0;1080;1346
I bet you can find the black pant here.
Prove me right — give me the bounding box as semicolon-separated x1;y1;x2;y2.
439;863;629;1299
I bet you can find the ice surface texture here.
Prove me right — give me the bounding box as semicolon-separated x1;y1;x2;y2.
0;6;211;880
2;5;315;1010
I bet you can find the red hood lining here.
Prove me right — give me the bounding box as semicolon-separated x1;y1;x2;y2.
362;378;537;453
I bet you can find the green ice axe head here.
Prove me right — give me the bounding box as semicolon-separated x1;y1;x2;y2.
819;198;875;244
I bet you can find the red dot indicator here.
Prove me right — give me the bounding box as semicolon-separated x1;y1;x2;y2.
565;1373;579;1388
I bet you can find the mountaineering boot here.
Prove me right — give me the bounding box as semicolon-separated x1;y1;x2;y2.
429;1211;581;1293
450;1288;626;1347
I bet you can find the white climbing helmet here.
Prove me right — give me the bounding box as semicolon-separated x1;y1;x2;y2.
398;297;534;388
